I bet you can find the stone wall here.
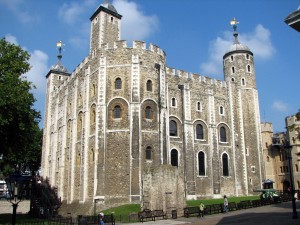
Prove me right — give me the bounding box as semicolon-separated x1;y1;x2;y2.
142;165;186;216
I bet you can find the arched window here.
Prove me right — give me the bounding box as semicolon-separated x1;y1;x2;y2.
220;126;227;142
115;78;122;89
296;164;299;172
222;153;229;176
146;80;152;91
198;151;205;176
241;78;245;86
68;102;72;114
67;119;72;138
146;146;152;160
145;106;152;119
267;156;270;162
91;84;96;97
114;105;121;118
247;65;251;72
171;149;178;167
196;102;202;111
169;120;177;136
171;98;176;107
196;124;204;139
89;148;94;162
78;94;82;106
77;112;83;131
232;67;235;74
220;106;224;115
90;106;96;125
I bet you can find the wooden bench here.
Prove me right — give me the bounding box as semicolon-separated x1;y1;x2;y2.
152;210;167;220
205;204;223;214
138;209;154;222
183;206;200;217
211;204;223;214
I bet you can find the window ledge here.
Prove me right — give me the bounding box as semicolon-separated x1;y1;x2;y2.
195;139;206;142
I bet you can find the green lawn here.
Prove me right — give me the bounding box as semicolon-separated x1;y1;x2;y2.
187;195;260;207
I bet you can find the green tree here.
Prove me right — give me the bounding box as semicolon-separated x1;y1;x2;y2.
0;38;42;175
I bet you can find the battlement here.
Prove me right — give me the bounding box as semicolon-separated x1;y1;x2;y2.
166;66;226;87
261;122;273;133
100;40;166;57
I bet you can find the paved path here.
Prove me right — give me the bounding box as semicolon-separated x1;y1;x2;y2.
121;201;300;225
0;200;30;214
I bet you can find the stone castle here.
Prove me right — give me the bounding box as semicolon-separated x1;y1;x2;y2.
41;1;264;213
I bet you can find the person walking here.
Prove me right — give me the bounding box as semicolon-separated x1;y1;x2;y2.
223;195;228;213
99;212;105;225
199;202;205;217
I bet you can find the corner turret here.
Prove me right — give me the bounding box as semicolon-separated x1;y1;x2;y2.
90;0;122;52
223;18;255;88
47;41;69;77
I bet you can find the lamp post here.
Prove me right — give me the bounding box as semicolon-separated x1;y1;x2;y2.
94;198;101;224
285;141;298;219
5;171;32;225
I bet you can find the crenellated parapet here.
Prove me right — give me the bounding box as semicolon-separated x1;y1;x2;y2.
165;66;227;88
100;40;166;58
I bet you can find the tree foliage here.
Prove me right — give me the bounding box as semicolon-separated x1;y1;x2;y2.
0;38;42;175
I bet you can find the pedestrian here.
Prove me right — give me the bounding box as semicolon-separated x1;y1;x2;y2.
223;195;228;213
199;202;205;217
99;212;105;225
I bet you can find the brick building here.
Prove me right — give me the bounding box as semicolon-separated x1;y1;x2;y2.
41;1;264;212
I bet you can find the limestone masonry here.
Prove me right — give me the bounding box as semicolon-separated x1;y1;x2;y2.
41;1;264;214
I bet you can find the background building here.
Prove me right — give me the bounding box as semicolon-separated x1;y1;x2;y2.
286;112;300;190
261;122;291;190
41;1;264;214
285;6;300;32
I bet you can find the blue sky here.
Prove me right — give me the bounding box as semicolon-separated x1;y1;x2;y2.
0;0;299;133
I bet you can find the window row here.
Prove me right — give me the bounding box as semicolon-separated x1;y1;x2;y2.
231;65;251;74
169;149;229;177
114;78;153;91
171;98;225;115
230;77;248;85
170;120;228;142
230;54;251;61
111;105;154;119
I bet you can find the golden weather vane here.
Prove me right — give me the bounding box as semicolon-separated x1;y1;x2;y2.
230;18;239;32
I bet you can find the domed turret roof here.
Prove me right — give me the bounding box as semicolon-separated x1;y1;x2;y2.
224;18;252;58
50;41;69;74
101;0;118;13
51;60;68;73
225;42;250;53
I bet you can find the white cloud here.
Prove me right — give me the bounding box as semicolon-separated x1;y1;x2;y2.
0;0;36;23
272;100;288;112
58;0;97;26
4;34;18;45
60;0;159;49
25;50;49;95
113;0;159;41
200;24;275;78
240;24;276;59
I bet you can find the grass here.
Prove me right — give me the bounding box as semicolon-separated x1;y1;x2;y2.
0;196;261;224
187;195;260;207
